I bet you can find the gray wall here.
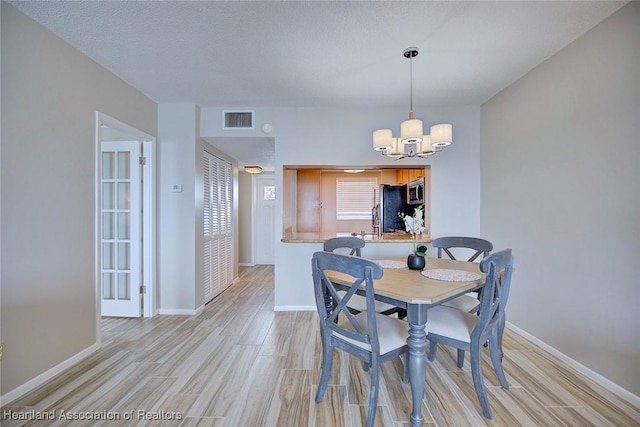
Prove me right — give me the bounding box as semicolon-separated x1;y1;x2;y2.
1;3;157;395
481;3;639;396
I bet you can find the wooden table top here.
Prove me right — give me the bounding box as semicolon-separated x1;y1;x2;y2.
329;257;484;305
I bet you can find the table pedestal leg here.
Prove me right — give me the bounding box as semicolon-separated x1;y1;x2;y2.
407;312;428;427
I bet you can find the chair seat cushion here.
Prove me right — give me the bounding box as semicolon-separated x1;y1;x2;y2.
441;293;480;313
426;305;477;344
335;311;408;355
336;291;398;313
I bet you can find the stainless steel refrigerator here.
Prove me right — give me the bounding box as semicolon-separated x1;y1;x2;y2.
372;184;409;233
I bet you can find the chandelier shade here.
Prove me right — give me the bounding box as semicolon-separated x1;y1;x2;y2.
373;129;393;151
401;119;423;144
430;124;453;147
386;137;404;158
372;47;453;159
418;135;435;155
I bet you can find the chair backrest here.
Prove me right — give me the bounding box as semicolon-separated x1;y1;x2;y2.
323;236;365;257
311;251;383;355
431;236;493;262
472;249;514;343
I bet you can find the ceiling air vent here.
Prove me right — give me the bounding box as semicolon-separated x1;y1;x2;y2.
223;110;254;129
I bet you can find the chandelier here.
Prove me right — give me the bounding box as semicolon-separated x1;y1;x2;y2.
373;47;452;159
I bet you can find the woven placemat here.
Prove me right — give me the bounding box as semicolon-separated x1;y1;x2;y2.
375;259;407;269
422;269;481;282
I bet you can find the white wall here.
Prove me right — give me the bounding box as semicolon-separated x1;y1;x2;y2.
157;104;199;312
1;3;157;397
201;105;481;309
481;2;640;396
157;105;240;313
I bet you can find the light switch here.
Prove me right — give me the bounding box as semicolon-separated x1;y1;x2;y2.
171;184;182;193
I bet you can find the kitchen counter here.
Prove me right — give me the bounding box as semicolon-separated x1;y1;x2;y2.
281;231;431;243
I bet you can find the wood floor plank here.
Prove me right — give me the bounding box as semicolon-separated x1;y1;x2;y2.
283;311;317;370
379;358;412;423
224;355;286;427
2;265;638;427
237;308;275;345
312;385;348;427
258;311;294;357
274;369;312;427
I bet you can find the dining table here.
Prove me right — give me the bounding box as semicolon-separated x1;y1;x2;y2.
327;256;485;427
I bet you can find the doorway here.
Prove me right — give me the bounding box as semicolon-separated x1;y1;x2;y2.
95;112;156;318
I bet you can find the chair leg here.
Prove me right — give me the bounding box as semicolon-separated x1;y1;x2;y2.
489;331;509;389
456;349;465;368
366;359;380;427
402;353;410;383
428;339;437;362
498;317;506;361
470;341;492;419
315;338;333;403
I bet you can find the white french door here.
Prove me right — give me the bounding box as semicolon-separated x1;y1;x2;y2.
203;151;233;304
100;141;142;317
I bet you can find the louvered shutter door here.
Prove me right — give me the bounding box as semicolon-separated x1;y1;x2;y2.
202;151;234;304
203;154;213;302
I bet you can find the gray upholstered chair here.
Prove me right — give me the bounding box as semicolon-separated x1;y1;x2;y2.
312;251;409;427
323;237;404;317
426;248;514;419
431;236;493;313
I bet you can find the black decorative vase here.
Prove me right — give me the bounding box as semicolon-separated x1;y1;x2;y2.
407;254;426;270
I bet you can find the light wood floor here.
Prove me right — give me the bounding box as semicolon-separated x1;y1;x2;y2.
3;265;639;426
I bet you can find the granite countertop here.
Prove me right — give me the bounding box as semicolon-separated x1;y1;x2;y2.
281;231;431;243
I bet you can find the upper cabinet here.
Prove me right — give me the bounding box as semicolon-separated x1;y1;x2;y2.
396;168;425;185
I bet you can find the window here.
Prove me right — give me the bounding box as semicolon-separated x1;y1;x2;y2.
264;185;276;200
336;178;378;220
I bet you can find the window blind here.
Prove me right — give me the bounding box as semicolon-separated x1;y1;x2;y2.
336;178;378;220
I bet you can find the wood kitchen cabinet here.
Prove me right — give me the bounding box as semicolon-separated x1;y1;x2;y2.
396;169;410;185
296;169;321;232
396;168;425;185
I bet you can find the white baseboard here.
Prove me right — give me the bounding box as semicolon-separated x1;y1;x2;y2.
506;321;640;408
0;343;100;407
157;308;198;315
239;262;255;267
274;305;315;312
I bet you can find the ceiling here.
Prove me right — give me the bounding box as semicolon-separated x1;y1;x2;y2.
10;1;626;169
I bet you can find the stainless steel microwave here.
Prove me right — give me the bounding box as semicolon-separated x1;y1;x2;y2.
408;178;424;205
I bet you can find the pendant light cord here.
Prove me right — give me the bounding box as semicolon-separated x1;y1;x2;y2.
409;54;413;113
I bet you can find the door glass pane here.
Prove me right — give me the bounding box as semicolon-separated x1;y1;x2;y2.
118;182;131;209
118;242;130;269
103;243;115;269
117;152;131;179
103;212;115;239
117;212;131;239
102;152;115;179
102;183;115;209
264;185;276;200
117;273;131;300
103;273;115;299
